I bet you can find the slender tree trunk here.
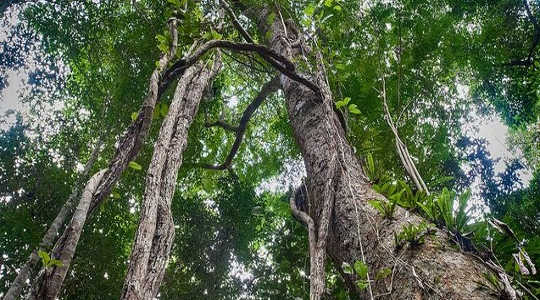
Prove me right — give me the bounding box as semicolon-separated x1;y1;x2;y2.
121;58;221;300
21;17;180;300
249;7;496;299
34;169;107;299
3;135;103;300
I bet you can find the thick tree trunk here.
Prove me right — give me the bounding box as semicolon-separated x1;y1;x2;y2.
251;8;495;299
121;58;221;300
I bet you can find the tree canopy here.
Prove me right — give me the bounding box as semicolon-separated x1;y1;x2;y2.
0;0;539;299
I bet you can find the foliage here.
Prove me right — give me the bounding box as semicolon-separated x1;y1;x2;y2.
394;221;434;250
0;0;539;298
342;260;369;291
37;250;63;269
368;197;397;219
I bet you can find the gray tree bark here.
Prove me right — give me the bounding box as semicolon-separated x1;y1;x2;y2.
247;6;496;299
34;169;107;299
23;17;180;300
121;58;221;300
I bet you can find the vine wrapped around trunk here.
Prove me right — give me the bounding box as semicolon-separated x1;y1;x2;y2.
121;57;221;300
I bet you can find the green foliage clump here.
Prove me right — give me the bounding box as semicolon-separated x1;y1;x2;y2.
38;250;63;269
394;221;434;250
343;260;370;291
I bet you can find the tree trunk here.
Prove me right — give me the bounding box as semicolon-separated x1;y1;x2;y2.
34;169;107;299
23;18;180;300
251;7;495;299
3;135;103;300
121;58;221;300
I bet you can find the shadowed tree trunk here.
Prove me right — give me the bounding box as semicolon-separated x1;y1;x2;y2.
121;57;221;300
246;6;496;299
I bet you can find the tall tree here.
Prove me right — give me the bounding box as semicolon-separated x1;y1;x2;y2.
1;0;539;299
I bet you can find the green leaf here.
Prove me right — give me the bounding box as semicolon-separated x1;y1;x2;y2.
267;13;276;25
367;153;375;176
334;5;342;11
336;63;346;70
356;280;368;290
211;30;222;40
368;199;384;214
50;259;63;267
153;107;161;120
348;104;361;114
342;262;353;274
160;103;169;117
324;0;333;7
354;260;368;279
336;97;350;109
304;4;315;16
376;267;392;280
128;161;142;171
131;112;139;121
38;250;51;266
265;30;272;42
389;189;404;203
156;34;169;53
156;34;167;44
167;0;181;6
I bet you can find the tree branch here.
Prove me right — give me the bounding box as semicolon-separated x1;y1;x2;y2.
220;0;254;43
159;40;320;98
290;185;316;246
199;76;280;170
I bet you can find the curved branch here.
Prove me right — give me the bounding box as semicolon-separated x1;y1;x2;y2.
200;76;280;170
159;40;319;97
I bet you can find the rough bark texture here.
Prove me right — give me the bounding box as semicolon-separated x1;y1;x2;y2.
3;137;102;300
248;7;495;299
121;58;221;300
24;18;180;300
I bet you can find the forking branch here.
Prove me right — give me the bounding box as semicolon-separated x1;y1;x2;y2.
199;76;280;170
